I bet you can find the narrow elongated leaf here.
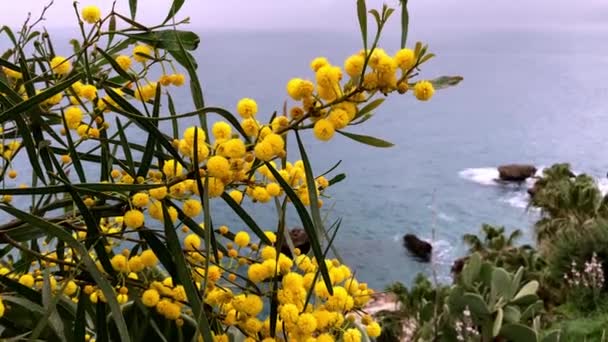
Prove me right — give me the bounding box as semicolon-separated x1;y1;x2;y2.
430;75;464;90
163;0;186;24
357;0;368;51
0;72;82;123
96;47;134;81
14;117;47;185
105;87;186;167
328;173;346;186
160;204;214;342
73;291;87;341
295;131;324;240
220;193;272;245
0;205;131;342
352;98;384;122
138;230;177;278
265;162;333;295
129;0;137;19
336;130;394;148
168;49;198;71
400;0;409;48
116;118;135;174
125;30;200;51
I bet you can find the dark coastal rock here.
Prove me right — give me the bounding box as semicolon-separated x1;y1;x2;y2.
280;228;310;258
403;234;432;262
498;164;537;182
451;257;467;275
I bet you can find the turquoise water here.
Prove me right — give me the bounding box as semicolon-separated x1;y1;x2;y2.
4;27;608;289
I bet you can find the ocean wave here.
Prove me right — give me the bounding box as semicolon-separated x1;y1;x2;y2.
458;167;499;186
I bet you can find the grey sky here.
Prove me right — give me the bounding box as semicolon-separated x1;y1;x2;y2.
3;0;607;32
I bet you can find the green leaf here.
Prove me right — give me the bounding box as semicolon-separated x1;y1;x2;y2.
220;193;272;245
462;252;482;287
125;30;200;51
164;0;186;24
129;0;137;19
73;291;87;341
168;49;198;70
116;118;135;175
265;162;334;296
491;267;513;300
160;203;214;342
328;173;346;186
493;307;504;337
463;293;490;316
295;130;324;239
356;0;368;51
0;205;131;342
0;26;17;45
503;305;521;323
96;47;134;81
541;330;561;342
513;281;539;301
0;72;82;123
14;116;47;185
500;323;538;342
353;98;384;121
429;75;464;90
400;0;409;48
336;130;393;148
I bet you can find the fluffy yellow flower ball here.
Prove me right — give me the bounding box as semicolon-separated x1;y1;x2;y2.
297;313;317;334
252;186;271;203
254;141;275;161
19;274;35;287
234;231;250;248
236;98;258;118
366;321;382;337
128;255;144;272
131;192;149;208
247;263;268;283
149;185;168;200
115;55;131;71
313;119;335;141
140;249;158;267
170;73;186;86
183;126;206;146
343;328;362;342
413;80;435;101
266;183;281;197
133;44;152;63
50;56;71;75
207;177;225;197
163;159;183;178
183;199;203;217
344;54;365;77
81;5;101;24
111;254;129;273
64;107;83;129
241;118;259;137
328;108;350;129
184;233;202;251
229;190;243;204
124;209;144;229
80;84;97;101
207;155;230;178
310;57;330;72
141;288;160;307
394;48;416;70
220;138;246;159
212;121;232;140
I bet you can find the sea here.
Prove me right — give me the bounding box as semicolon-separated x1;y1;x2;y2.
3;26;608;290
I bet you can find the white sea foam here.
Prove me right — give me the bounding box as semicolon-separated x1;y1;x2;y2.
598;178;608;195
501;192;530;209
458;167;499;186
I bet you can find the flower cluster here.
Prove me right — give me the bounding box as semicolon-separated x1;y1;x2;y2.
455;307;479;342
564;253;605;290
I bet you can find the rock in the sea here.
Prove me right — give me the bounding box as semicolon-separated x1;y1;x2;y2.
498;164;537;182
451;257;467;275
403;234;432;262
280;228;310;258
